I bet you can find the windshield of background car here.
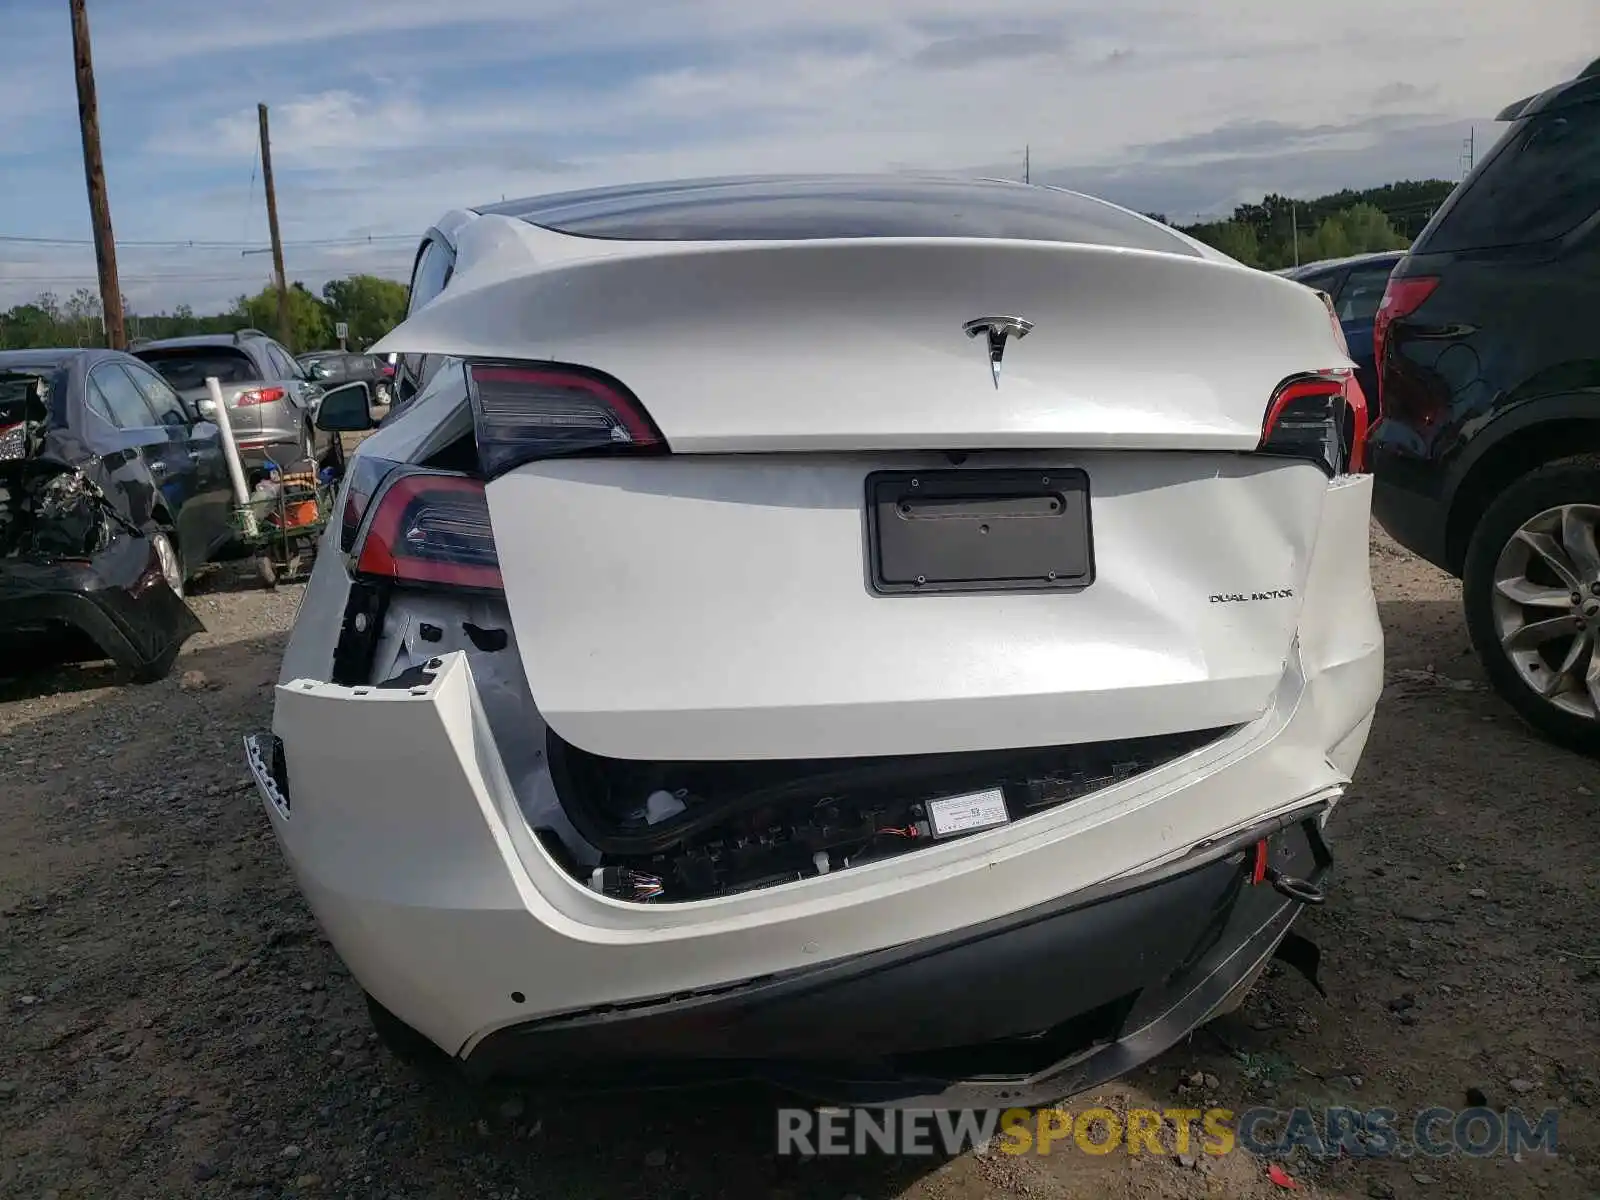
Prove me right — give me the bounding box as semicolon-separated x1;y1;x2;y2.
135;347;258;390
1420;97;1600;252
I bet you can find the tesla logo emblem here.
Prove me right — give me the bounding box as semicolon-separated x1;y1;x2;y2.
963;316;1034;388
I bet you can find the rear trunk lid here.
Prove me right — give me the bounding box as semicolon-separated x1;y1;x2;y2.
177;382;264;439
134;347;265;438
396;234;1343;453
411;235;1351;761
487;450;1330;761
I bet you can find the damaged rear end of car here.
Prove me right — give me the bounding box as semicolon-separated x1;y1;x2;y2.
251;178;1383;1106
0;368;199;681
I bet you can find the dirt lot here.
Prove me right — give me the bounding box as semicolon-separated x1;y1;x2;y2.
2;533;1597;1200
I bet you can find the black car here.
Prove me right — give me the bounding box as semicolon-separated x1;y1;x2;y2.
297;350;393;406
1369;57;1600;752
0;348;234;681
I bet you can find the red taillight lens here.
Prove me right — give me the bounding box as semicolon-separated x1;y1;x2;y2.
338;455;402;552
1372;275;1438;404
466;361;666;477
351;469;502;592
236;386;286;407
1260;372;1368;475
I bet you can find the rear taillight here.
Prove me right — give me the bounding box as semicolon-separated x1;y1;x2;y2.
236;386;286;407
349;468;502;592
1260;372;1369;475
465;361;666;477
1372;275;1438;406
338;455;402;552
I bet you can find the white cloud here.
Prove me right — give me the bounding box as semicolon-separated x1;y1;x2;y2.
3;0;1596;309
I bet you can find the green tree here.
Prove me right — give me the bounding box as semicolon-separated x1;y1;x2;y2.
1189;220;1263;267
1337;202;1411;254
235;281;331;352
321;274;408;348
0;302;61;349
1305;217;1353;263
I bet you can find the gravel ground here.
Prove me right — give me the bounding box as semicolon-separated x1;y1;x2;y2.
2;533;1597;1200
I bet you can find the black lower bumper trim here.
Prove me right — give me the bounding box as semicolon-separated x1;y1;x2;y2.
464;808;1333;1107
0;538;202;678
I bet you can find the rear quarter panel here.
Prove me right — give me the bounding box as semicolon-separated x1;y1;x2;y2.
1377;241;1600;524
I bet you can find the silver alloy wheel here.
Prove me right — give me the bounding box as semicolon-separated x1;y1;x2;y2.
1491;503;1600;719
152;531;184;598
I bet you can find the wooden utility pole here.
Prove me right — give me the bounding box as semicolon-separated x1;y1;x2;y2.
69;0;125;350
257;103;293;350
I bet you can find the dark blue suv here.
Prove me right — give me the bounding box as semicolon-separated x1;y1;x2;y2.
1369;58;1600;754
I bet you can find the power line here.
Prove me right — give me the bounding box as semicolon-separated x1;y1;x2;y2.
5;267;412;285
0;233;415;248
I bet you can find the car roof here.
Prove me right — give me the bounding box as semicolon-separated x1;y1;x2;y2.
0;347;128;372
471;174;1202;257
135;335;253;350
1283;250;1405;279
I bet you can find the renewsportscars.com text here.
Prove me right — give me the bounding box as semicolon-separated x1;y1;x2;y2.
776;1105;1559;1160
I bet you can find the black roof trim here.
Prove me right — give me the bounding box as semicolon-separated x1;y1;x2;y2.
1496;62;1600;121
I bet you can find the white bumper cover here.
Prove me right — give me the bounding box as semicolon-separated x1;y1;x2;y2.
250;476;1382;1059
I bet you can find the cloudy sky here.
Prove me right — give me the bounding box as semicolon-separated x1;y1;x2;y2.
1;0;1593;312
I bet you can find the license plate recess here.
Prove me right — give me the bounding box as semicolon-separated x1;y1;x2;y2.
865;468;1094;595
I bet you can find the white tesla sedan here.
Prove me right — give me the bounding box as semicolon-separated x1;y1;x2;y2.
247;175;1382;1107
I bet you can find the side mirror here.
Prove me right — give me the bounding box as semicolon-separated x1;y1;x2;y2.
196;396;218;420
308;362;333;381
314;381;375;431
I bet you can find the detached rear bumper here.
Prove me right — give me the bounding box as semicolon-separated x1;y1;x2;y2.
463;813;1329;1107
0;536;201;676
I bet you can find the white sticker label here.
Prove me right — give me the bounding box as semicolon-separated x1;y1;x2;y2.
927;787;1010;837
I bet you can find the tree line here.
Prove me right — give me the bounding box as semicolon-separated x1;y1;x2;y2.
0;274;410;354
1149;179;1458;271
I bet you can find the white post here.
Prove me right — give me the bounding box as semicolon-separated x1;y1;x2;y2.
205;376;258;538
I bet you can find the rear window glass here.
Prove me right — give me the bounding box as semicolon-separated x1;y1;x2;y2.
1336;262;1396;322
135;347;258;390
480;176;1200;256
1423;99;1600;252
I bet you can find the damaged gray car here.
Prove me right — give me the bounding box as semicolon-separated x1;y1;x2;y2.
1;348;233;682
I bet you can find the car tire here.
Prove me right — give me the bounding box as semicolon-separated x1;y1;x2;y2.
1462;455;1600;756
364;992;448;1069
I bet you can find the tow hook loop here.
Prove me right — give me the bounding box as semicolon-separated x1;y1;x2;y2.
1265;867;1324;906
1273;931;1327;998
